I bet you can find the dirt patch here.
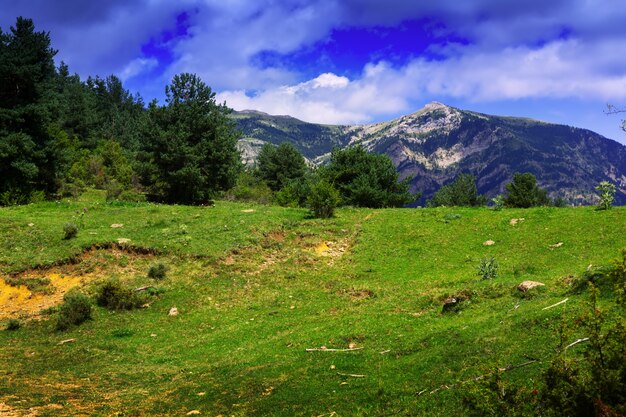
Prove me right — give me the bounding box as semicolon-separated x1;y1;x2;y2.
338;288;375;300
266;230;285;242
314;240;348;258
1;248;154;320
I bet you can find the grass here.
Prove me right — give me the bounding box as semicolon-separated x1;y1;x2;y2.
0;192;624;416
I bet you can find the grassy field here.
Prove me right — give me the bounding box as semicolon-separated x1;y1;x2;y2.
1;192;625;416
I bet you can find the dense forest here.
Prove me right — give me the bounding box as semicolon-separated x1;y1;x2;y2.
0;17;241;206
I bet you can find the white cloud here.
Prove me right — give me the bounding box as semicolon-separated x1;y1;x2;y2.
119;58;158;81
217;37;626;125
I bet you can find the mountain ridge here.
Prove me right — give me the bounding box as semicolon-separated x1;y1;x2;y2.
233;102;626;204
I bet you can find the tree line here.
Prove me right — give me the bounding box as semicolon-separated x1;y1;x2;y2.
1;17;614;214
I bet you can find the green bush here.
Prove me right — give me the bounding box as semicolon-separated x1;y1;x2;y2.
225;171;273;204
256;142;307;191
595;181;616;210
503;172;550;208
275;177;312;208
307;180;341;219
491;194;504;211
148;262;168;280
320;146;417;208
63;222;78;239
477;257;499;280
428;174;486;207
55;291;92;331
6;318;21;331
95;278;146;310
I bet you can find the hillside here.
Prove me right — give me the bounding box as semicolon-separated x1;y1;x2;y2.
1;193;625;415
234;103;626;204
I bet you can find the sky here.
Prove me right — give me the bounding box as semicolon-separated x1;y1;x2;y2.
2;0;626;143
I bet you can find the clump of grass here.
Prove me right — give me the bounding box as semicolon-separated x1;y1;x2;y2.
56;291;92;331
147;262;168;280
96;278;147;310
63;222;78;240
477;257;499;280
4;276;53;294
6;318;21;331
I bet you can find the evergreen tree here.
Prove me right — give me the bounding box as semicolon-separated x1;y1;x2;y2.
256;142;307;191
320;145;416;208
428;173;486;207
0;17;58;201
503;172;550;208
140;73;241;204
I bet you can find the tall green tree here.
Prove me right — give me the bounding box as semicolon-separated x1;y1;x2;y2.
139;73;241;204
0;17;58;200
503;172;550;208
256;142;307;191
428;173;486;207
320;145;416;208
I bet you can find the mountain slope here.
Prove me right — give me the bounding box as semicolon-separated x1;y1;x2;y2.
234;103;626;204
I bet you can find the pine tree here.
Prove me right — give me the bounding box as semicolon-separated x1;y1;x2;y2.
140;73;241;204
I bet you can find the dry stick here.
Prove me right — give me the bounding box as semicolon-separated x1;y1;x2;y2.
337;372;366;378
57;338;76;345
417;359;540;396
565;337;590;350
135;285;156;292
542;298;569;310
305;347;364;352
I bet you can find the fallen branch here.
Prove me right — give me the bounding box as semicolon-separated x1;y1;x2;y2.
565;337;590;350
542;298;568;310
57;338;76;345
417;359;540;396
135;285;156;292
305;347;364;352
337;372;366;378
379;349;391;355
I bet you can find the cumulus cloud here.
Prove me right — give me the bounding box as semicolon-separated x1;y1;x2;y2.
218;37;626;125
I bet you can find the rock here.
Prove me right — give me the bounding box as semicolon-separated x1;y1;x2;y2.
168;307;179;316
28;223;34;227
517;281;545;292
116;238;131;244
509;218;525;226
483;240;495;246
186;411;201;415
110;223;124;228
549;242;563;249
442;297;459;313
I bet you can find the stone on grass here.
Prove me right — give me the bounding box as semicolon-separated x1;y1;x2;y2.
517;281;545;292
168;307;179;316
483;240;495;246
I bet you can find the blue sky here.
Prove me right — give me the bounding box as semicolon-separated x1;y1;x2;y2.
3;0;626;143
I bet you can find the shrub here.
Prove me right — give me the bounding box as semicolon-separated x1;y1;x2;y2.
55;291;92;331
477;257;499;280
503;172;550;208
552;196;567;207
95;278;146;310
491;194;504;211
274;177;312;208
307;180;341;219
595;181;616;210
63;222;78;240
320;146;417;208
225;171;273;204
256;142;307;191
428;174;486;207
6;318;21;331
117;190;146;203
148;262;168;280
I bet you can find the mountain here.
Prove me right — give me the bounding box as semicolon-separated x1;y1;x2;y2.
233;103;626;205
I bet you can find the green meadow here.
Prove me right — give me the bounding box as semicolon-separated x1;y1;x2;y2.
1;192;624;416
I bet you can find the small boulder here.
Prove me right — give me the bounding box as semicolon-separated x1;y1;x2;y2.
517;280;545;292
110;223;124;228
168;307;179;316
483;240;495;246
